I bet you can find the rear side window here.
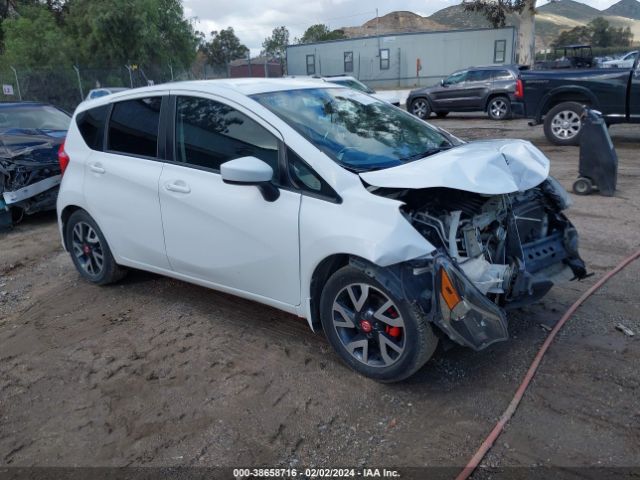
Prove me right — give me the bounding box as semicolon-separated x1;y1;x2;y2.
493;70;514;81
107;97;162;158
175;96;279;178
76;105;109;151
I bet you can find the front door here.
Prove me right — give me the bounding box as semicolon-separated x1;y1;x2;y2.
158;94;301;306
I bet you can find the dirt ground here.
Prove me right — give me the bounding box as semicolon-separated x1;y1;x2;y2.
1;115;639;478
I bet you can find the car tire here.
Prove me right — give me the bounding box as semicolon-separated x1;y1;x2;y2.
410;98;431;120
435;111;449;118
573;177;593;195
543;102;584;146
319;265;438;383
65;210;127;285
487;96;511;120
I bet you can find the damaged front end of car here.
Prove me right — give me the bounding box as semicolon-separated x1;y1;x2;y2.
361;142;587;351
0;130;63;228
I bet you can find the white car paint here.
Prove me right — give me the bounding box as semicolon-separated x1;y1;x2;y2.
57;78;551;329
360;139;550;194
601;51;639;69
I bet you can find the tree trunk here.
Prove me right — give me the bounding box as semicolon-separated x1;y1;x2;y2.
516;0;536;66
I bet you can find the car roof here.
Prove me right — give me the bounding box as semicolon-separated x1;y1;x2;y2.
77;78;339;111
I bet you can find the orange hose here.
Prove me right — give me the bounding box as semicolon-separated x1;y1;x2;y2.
456;248;640;480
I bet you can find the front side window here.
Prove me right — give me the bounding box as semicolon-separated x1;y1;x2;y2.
306;55;315;75
344;51;354;73
466;70;493;82
175;96;279;179
380;49;390;70
444;71;467;85
252;88;455;172
494;40;507;63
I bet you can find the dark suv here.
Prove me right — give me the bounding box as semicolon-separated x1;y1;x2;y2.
407;65;524;120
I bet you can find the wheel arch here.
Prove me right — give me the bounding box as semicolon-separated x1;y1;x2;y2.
485;92;510;111
537;87;598;120
60;205;84;251
308;253;352;331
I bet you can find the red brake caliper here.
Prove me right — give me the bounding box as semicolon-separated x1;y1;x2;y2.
384;307;402;338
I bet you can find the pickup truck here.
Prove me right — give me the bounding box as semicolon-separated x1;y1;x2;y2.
519;59;640;145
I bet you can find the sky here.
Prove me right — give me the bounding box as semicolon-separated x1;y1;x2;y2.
182;0;627;55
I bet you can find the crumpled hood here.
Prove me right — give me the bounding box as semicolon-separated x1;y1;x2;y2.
360;139;550;195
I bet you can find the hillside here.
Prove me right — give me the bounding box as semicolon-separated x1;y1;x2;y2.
537;0;602;21
604;0;640;19
341;11;446;38
338;1;640;50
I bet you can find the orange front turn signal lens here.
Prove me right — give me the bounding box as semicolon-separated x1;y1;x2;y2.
440;268;462;310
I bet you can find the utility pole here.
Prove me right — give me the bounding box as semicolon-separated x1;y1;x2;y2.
10;66;21;101
73;65;84;101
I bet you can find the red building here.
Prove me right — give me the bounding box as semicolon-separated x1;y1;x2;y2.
229;56;284;78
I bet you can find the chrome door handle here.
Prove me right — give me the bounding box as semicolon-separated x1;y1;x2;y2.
90;164;105;174
165;182;191;194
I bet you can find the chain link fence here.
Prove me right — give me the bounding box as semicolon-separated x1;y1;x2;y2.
0;63;229;112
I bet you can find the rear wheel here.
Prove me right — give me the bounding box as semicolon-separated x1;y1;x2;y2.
410;98;431;120
487;96;511;120
320;265;438;382
544;102;584;146
65;210;127;285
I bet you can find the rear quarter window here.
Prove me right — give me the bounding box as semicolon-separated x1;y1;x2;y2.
76;105;109;151
107;97;162;158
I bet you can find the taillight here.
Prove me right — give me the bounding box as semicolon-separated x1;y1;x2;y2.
514;79;524;99
58;141;70;175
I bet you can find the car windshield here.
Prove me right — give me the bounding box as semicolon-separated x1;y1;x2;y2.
0;105;70;130
252;88;454;171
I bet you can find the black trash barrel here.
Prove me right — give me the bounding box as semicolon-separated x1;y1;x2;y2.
574;108;618;196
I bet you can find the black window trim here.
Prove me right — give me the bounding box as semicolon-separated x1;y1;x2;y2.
379;48;390;70
344;51;353;73
494;39;507;64
306;54;316;75
283;146;342;204
104;94;166;162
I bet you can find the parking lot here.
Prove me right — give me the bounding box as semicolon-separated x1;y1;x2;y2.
1;115;639;474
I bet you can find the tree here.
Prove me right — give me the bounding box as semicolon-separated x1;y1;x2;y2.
2;3;69;66
553;25;592;47
552;17;633;48
297;24;346;44
200;27;248;68
63;0;198;68
262;26;289;60
463;0;536;66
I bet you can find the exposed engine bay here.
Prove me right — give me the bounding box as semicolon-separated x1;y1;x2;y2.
382;178;587;308
363;178;588;351
0;130;62;227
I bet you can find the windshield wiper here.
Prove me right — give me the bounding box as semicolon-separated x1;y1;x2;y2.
400;145;453;163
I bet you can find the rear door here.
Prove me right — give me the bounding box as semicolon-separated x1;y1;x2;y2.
83;94;170;270
458;69;493;109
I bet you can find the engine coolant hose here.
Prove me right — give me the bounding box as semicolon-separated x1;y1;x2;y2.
456;248;640;480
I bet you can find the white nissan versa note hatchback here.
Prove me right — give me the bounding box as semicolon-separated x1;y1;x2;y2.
57;78;587;382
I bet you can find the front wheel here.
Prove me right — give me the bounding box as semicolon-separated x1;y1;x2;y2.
319;265;438;382
410;98;431;119
543;102;584;146
487;96;511;120
65;210;127;285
